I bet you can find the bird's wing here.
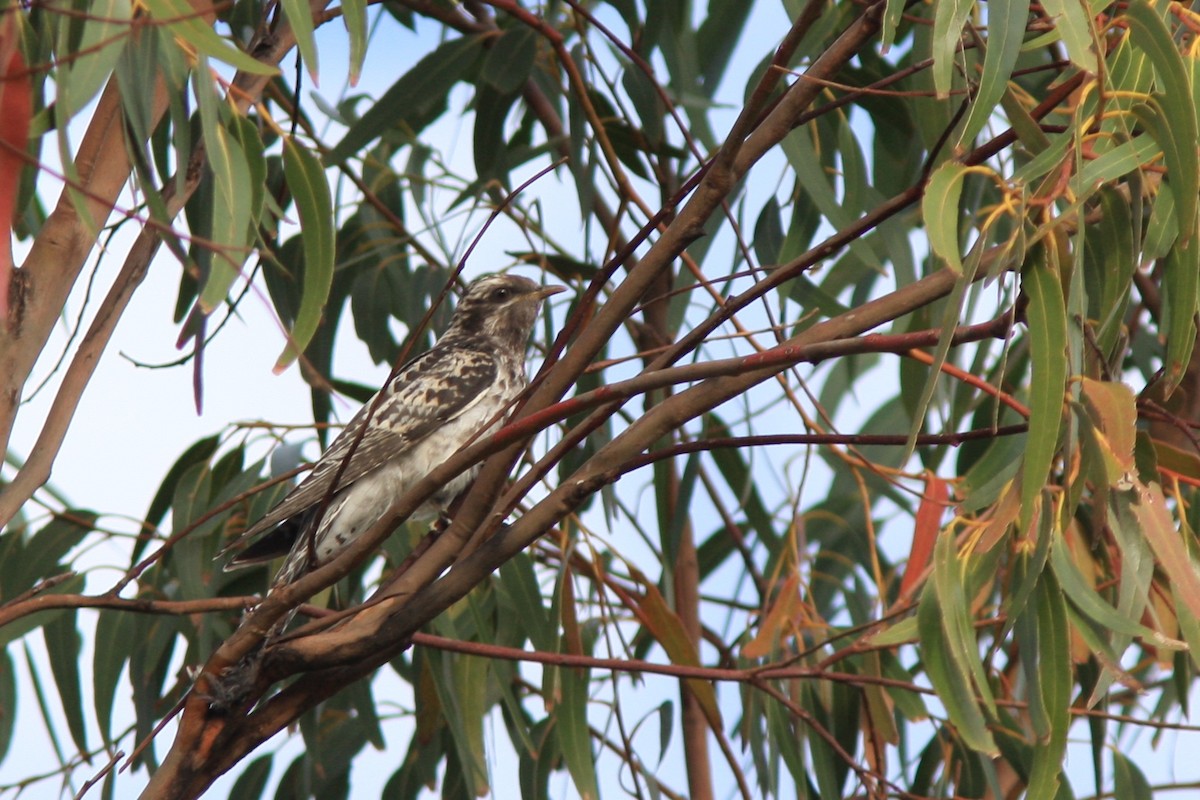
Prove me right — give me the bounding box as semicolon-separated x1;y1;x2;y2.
226;345;500;549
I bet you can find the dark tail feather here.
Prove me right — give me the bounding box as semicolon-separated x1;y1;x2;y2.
222;509;313;571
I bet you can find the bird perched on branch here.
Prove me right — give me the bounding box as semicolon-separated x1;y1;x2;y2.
221;273;564;589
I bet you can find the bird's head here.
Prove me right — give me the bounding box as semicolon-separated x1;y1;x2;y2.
444;273;565;347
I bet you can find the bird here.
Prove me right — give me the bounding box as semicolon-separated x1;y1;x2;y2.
221;273;564;589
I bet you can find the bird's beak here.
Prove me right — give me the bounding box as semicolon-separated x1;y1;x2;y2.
533;285;567;301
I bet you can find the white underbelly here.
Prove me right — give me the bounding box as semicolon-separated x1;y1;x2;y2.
311;405;506;564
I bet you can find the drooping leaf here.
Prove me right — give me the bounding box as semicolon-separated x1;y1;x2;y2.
1040;0;1098;71
1020;247;1068;534
1023;573;1071;798
329;35;486;163
193;57;253;314
42;610;88;755
275;137;335;373
53;0;131;124
280;0;318;80
1125;0;1199;244
0;649;14;763
1129;480;1200;621
918;578;997;755
557;663;600;800
899;473;947;597
923;161;968;274
140;0;277;74
930;0;973;98
228;754;274;800
956;0;1029;147
482;26;538;95
93;609;134;747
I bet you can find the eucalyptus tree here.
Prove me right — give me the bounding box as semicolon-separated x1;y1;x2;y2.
1;0;1198;797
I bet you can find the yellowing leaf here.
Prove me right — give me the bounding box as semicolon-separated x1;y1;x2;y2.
631;582;723;729
742;572;802;658
1131;480;1200;622
1079;378;1137;483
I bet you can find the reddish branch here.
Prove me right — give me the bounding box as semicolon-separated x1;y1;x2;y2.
0;591;252;629
410;631;1200;731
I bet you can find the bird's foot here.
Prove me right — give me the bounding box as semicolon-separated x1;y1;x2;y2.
200;652;263;714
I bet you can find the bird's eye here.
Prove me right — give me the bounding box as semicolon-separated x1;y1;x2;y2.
492;288;511;301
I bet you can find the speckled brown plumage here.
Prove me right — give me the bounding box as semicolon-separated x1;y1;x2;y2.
220;273;563;588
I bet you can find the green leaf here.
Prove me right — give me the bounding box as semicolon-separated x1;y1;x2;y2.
230;116;268;230
329;35;486;163
753;195;784;265
140;0;277;75
1160;225;1199;394
473;84;518;186
558;665;600;800
7;511;95;599
1071;134;1160;194
1049;526;1178;645
55;0;132;123
930;0;973;98
425;646;487;795
694;0;753;93
1087;187;1138;353
93;609;133;747
482;27;538;95
1132;99;1199;249
922;161;967;274
837;117;869;216
341;0;367;86
275;137;335;372
204;137;252;310
43;610;88;755
229;754;274;800
918;579;997;755
1020;249;1067;534
115;21;166;149
957;0;1029;147
194;59;253;314
1125;0;1199;244
22;642;70;768
781;125;883;272
280;0;318;80
1024;573;1071;798
1142;181;1179;264
349;261;405;365
999;88;1051;155
1040;0;1098;71
654;700;674;766
866;615;919;648
879;0;908;53
622;67;665;147
1113;750;1153;800
0;649;15;762
498;553;555;653
932;529;998;717
142;436;220;557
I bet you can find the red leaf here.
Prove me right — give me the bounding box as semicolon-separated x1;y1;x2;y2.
0;21;32;321
900;473;948;598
